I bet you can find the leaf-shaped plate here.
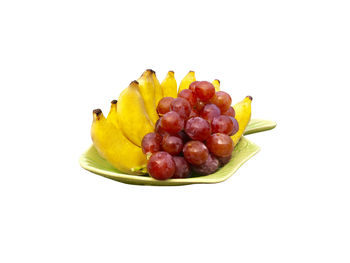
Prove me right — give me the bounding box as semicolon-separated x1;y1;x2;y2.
79;119;276;186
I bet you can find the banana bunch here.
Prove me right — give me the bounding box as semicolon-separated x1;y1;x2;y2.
91;70;252;175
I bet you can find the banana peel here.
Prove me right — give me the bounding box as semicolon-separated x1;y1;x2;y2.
91;108;147;175
116;80;154;147
137;70;159;125
106;99;119;126
212;79;220;91
231;96;252;146
151;71;164;106
178;71;196;93
161;71;177;98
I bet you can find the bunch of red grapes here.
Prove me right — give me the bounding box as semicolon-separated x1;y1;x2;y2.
141;81;239;180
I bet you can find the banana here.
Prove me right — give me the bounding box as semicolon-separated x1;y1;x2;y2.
178;71;196;93
117;80;155;147
212;79;220;91
137;70;159;125
150;70;164;106
106;99;119;126
161;71;177;98
91;108;147;175
231;96;252;146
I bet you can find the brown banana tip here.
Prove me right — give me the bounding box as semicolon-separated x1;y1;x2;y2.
169;70;174;74
93;109;102;116
130;80;139;85
111;100;118;104
146;69;155;74
189;70;194;73
215;79;220;83
247;96;253;101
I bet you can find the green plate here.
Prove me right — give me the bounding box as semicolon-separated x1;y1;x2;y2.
244;118;277;135
79;119;276;186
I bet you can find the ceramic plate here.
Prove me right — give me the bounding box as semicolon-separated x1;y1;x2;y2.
79;119;276;186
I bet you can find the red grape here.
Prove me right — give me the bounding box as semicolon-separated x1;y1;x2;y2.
183;141;209;165
211;115;234;135
210;91;232;112
157;97;174;116
222;106;235;118
147;151;175;180
201;104;221;123
206;133;234;157
195;100;206;112
160;111;184;135
192;154;219;175
185;117;211;141
178;89;197;107
216;154;232;167
189;81;201;91
194;81;215;102
230;117;239;136
170;97;191;119
155;118;169;137
141;132;162;154
161;135;183;155
172;156;191;178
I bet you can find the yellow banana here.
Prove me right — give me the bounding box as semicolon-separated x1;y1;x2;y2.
212;79;220;91
231;96;252;146
117;80;155;147
178;71;196;93
161;71;177;98
150;70;164;106
106;99;119;126
137;70;159;125
91;108;147;175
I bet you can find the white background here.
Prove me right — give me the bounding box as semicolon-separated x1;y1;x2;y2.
1;0;349;262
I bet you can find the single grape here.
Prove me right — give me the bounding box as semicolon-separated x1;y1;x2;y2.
230;117;239;136
170;97;191;119
141;132;162;154
147;151;175;180
206;133;234;157
189;81;201;92
195;100;206;112
183;141;209;165
161;135;183;155
216;154;232;167
188;109;200;119
157;97;174;116
211;115;234;135
194;81;215;102
185;117;211;141
192;154;219;175
155;118;169;137
222;106;235;118
160;111;184;135
172;156;191;178
178;89;197;107
210;91;232;112
201;104;221;123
